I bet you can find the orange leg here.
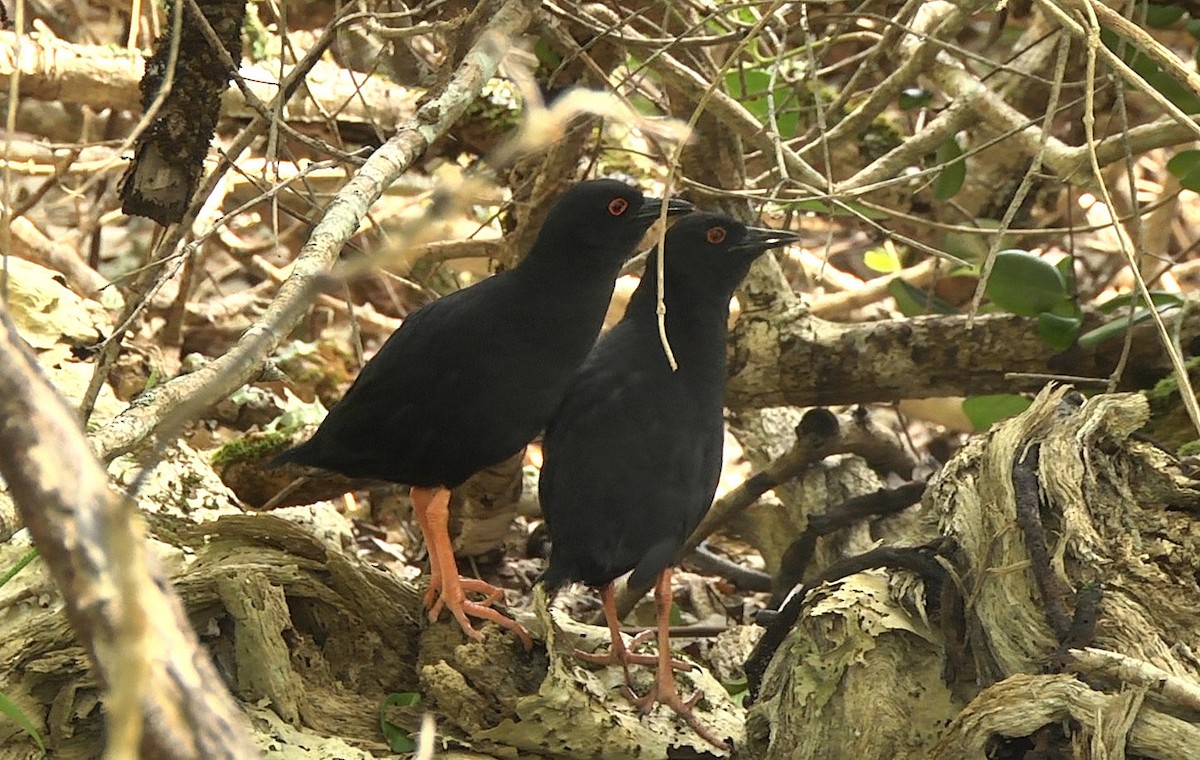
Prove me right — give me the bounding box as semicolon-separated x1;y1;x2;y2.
411;486;532;649
625;568;730;752
575;583;692;690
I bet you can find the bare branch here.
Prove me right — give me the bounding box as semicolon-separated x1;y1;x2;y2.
0;310;257;759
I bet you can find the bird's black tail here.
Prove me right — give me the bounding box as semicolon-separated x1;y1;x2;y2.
537;556;575;595
269;440;315;469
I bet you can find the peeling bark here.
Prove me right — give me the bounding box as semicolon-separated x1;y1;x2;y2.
745;388;1200;758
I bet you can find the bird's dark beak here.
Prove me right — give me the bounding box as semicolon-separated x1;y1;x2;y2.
635;196;695;221
730;226;800;255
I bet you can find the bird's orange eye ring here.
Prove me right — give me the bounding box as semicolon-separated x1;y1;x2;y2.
707;227;727;244
608;197;629;216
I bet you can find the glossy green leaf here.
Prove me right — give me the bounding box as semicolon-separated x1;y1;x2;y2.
1167;150;1200;191
1037;311;1082;351
962;394;1032;431
888;278;959;316
379;692;420;752
1078;302;1183;349
0;691;45;753
899;87;933;110
933;137;966;201
1098;291;1185;313
1103;28;1200;112
725;69;799;139
1143;2;1186;27
941;219;1009;265
1056;255;1075;285
787;199;889;220
985;250;1070;317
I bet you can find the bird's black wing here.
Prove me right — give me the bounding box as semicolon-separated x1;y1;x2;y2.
279;275;532;484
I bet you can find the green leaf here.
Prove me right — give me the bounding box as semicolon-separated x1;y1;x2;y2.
0;548;39;589
985;250;1070;317
899;87;933;110
941;219;1008;265
0;691;45;753
1078;302;1183;349
863;246;902;273
669;602;684;627
962;394;1032;431
379;692;421;753
1167;150;1200;191
533;38;562;71
1143;2;1186;27
888;278;959;316
1037;311;1082;351
724;68;799;139
1103;28;1200;112
1097;291;1185;313
933;137;966;201
1056;255;1074;285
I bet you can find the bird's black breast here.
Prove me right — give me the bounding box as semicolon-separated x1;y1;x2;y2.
539;325;725;589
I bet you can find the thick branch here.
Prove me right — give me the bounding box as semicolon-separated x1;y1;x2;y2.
931;673;1200;759
0;310;256;759
0;29;421;127
726;303;1195;409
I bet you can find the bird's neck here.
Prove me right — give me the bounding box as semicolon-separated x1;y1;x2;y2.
625;267;732;375
517;239;626;284
509;242;625;339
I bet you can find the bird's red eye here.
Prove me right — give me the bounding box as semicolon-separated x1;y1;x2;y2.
608;197;629;216
707;227;727;244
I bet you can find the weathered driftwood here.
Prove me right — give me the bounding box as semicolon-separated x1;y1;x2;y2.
744;387;1200;759
1;438;744;758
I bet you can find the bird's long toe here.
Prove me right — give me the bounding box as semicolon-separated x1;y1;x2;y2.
424;573;533;648
656;685;731;753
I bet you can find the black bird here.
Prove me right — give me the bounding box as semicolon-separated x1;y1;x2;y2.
539;212;798;747
276;179;693;647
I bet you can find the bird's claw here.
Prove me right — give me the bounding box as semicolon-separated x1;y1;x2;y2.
426;576;506;615
576;632;693;672
622;681;729;752
423;573;533;649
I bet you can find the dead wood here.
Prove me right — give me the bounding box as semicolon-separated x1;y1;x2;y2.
744;387;1200;759
0;309;258;759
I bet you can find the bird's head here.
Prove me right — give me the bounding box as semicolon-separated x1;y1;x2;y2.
535;179;693;266
658;211;800;298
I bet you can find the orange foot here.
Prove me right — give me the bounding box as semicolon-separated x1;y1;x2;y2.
625;672;729;753
411;485;532;649
625;569;731;753
577;584;692;689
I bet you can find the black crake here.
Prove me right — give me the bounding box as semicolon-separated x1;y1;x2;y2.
539;211;798;747
276;179;693;645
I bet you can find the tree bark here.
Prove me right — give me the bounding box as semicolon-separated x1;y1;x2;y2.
0;309;258;759
744;387;1200;758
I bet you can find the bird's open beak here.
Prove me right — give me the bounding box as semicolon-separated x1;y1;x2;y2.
730;226;800;255
635;196;695;221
